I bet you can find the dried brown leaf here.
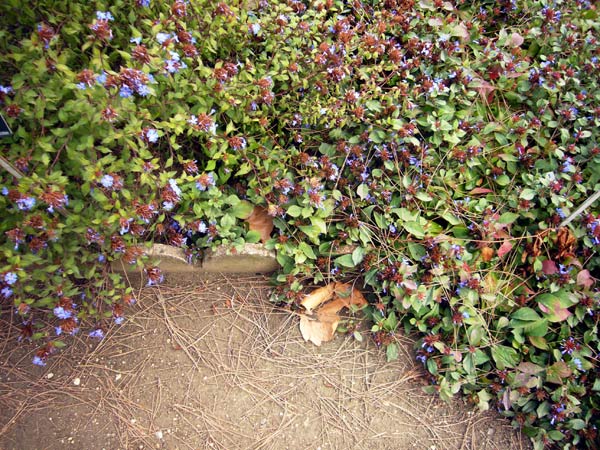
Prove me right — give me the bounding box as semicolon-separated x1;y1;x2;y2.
333;283;368;309
300;283;335;314
246;205;273;243
299;315;339;346
481;246;494;262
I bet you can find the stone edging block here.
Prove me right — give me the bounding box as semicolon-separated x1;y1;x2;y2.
112;243;279;274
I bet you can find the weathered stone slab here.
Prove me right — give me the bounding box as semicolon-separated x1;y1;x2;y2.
201;243;279;273
112;243;279;274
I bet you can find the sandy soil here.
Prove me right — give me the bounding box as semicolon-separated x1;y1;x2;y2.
0;274;531;450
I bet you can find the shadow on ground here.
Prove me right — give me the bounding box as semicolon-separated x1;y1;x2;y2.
0;274;531;450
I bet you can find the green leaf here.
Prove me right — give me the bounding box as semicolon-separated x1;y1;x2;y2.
352;246;365;266
495;174;511;186
245;230;261;243
386;343;399;361
334;254;356;268
357;183;369;200
568;419;586;431
231;200;254;219
299;242;316;259
510;307;541;322
491;345;519;369
520;188;536;200
546;361;572;385
498;212;519;224
401;221;425;238
287;205;302;217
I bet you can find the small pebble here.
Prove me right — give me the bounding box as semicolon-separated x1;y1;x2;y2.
155;430;163;439
73;378;81;386
46;373;54;379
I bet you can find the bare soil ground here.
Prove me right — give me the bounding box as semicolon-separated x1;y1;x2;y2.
0;274;531;450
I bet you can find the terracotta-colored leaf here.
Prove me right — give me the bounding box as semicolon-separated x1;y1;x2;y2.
481;246;494;262
300;284;335;314
577;269;595;288
469;187;494;195
316;298;347;321
299;284;367;346
333;283;368;309
299;315;339;346
246;205;273;243
497;241;513;258
542;260;558;275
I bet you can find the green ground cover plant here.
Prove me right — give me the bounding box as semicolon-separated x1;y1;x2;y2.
1;0;599;447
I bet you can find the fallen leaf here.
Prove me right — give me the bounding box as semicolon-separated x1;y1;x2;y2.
556;227;576;259
542;260;558;275
300;283;335;314
246;205;273;243
333;283;368;309
316;297;348;321
299;284;368;346
577;269;595;288
509;32;524;47
497;241;513;258
299;315;338;346
481;246;494;262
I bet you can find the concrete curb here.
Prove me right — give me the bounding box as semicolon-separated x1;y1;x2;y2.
112;243;279;275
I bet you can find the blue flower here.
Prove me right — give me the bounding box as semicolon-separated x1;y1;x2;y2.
0;85;13;94
197;221;207;233
137;84;150;97
130;36;142;45
1;286;13;298
96;11;114;21
249;23;261;35
163;201;174;211
119;85;133;98
168;179;182;197
156;32;173;44
4;272;18;285
137;0;151;6
76;82;88;90
96;71;107;84
556;208;566;219
1;187;8;195
89;329;105;339
53;306;72;320
114;316;124;325
32;356;46;366
145;128;159;143
573;358;583;371
100;174;114;188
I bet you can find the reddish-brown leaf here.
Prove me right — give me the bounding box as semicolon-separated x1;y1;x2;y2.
469;187;494;195
481;246;494;262
497;241;513;258
246;205;274;243
542;260;558;275
300;284;335;314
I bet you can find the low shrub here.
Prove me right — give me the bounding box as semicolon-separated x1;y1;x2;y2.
1;1;599;448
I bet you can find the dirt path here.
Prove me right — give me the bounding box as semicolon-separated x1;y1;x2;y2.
0;274;531;450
